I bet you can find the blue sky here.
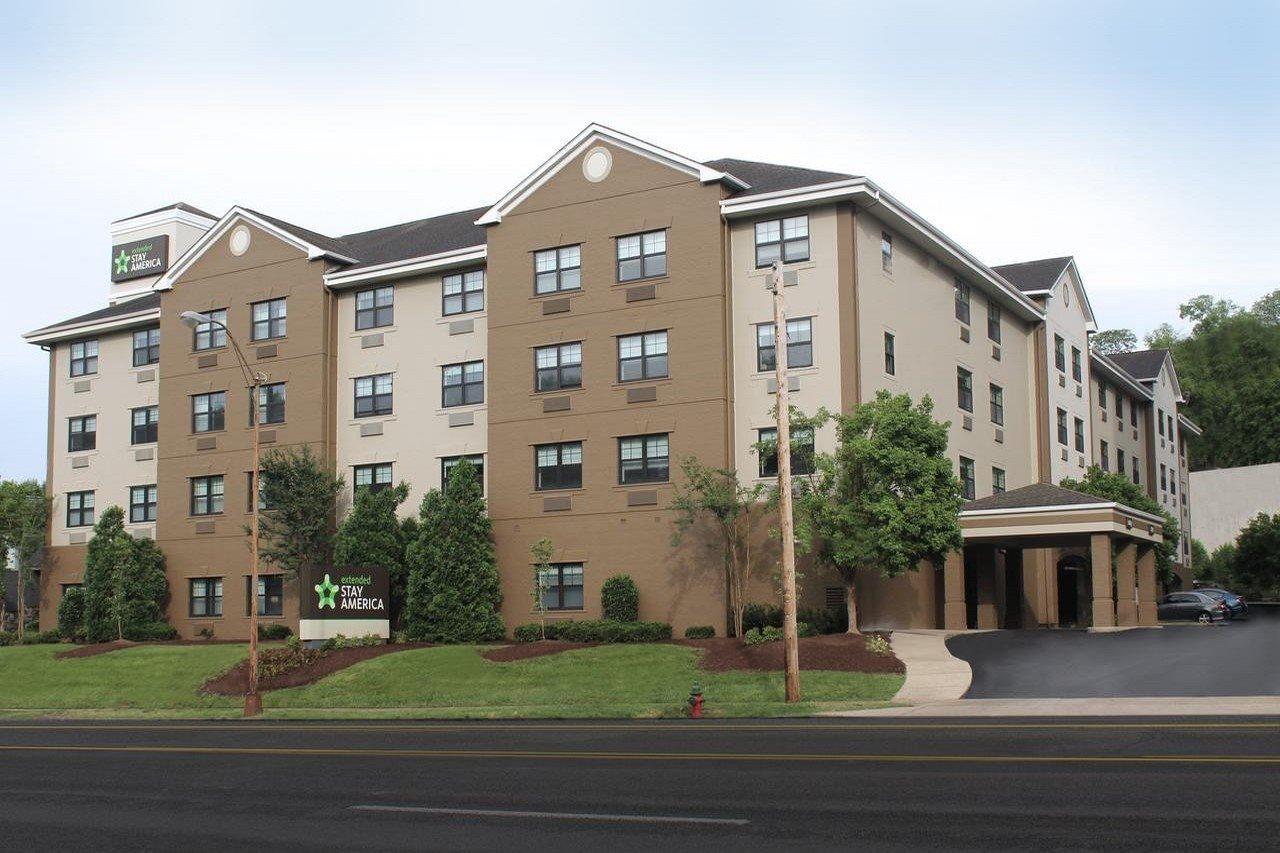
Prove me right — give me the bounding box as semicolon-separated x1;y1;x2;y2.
1;1;1276;480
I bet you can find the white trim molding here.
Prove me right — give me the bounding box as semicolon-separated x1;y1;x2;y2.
324;245;487;289
110;207;217;238
961;501;1166;525
23;306;161;345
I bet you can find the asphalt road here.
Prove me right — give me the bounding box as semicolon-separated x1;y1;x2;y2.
948;604;1280;699
1;718;1279;851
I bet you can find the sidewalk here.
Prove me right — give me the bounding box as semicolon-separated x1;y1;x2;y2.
829;695;1280;717
881;629;978;704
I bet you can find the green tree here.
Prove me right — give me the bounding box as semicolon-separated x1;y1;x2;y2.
56;586;86;641
403;460;504;642
257;446;343;579
1232;512;1280;600
334;482;410;627
0;480;49;640
529;537;554;640
1090;328;1137;355
1253;289;1280;327
600;574;640;622
81;507;169;642
1144;323;1182;350
1190;539;1209;577
1179;295;1241;333
1059;467;1180;585
794;391;963;632
1203;542;1238;586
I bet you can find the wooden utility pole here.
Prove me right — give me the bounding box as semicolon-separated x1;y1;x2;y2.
769;261;802;702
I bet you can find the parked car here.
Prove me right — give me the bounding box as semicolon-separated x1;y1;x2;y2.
1194;587;1248;619
1156;591;1229;623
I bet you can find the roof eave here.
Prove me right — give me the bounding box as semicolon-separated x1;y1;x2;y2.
324;245;488;289
23;307;162;345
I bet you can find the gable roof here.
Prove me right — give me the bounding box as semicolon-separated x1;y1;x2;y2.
990;256;1073;294
339;207;488;271
1107;348;1170;382
962;482;1112;512
1090;350;1155;401
24;292;160;343
702;158;858;197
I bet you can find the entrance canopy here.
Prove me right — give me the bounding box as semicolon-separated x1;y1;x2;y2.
959;482;1164;549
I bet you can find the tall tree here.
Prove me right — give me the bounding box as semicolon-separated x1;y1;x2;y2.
793;392;963;632
81;507;169;642
1090;328;1137;355
529;537;554;640
1232;512;1280;601
256;446;343;579
403;460;504;642
0;480;48;640
334;482;410;627
1060;467;1180;585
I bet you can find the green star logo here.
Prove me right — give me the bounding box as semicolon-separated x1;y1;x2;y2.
114;249;130;275
315;573;339;609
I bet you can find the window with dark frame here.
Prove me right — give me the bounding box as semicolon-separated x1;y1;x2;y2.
1071;347;1082;382
441;454;485;494
132;327;160;366
987;303;1002;343
959;457;976;500
957;367;973;412
354;373;393;417
1132;456;1140;484
250;297;287;341
1074;417;1086;452
534;245;581;294
1161;464;1167;492
617;230;667;281
246;471;272;513
989;384;1004;425
442;270;485;315
1054;335;1065;372
70;339;98;377
617;332;667;382
131;405;159;445
1158;408;1165;436
192;309;227;351
618;434;669;485
129;484;157;523
1130;403;1138;427
880;232;893;271
535;342;583;392
246;575;284;617
954;279;971;325
535;442;582;491
754;216;809;267
353;463;393;494
992;467;1006;495
191;391;226;433
1101;440;1110;471
1057;408;1068;445
66;490;94;527
884;331;896;375
355;285;394;329
756;318;813;372
68;415;96;452
190;475;224;516
1098;383;1108;408
539;563;584;611
189;577;223;617
757;427;815;477
442;360;484;407
251;382;286;426
1115;392;1123;418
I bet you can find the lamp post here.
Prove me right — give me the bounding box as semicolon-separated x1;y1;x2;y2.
180;310;266;716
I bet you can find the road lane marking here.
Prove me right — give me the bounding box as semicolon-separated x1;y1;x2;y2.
349;804;749;825
0;744;1277;765
0;721;1276;732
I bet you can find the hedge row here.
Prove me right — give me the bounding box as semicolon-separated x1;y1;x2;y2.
513;619;672;644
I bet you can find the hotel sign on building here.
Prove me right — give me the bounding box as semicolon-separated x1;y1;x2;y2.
110;235;169;282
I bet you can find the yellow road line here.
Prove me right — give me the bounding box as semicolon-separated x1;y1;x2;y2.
0;721;1276;732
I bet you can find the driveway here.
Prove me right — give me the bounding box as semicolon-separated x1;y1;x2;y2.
946;605;1279;698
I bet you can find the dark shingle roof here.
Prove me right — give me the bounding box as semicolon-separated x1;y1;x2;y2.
704;158;858;197
112;202;217;223
340;206;489;271
1108;349;1169;382
240;208;357;259
26;292;160;337
990;256;1073;293
962;482;1111;512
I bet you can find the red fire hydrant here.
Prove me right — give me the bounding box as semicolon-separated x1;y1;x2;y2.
688;682;704;718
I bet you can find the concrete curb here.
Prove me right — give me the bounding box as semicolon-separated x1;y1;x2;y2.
825;696;1280;717
885;630;976;704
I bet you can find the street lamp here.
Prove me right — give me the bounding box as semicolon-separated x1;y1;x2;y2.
179;310;267;717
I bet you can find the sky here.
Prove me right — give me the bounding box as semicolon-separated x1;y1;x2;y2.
0;0;1276;481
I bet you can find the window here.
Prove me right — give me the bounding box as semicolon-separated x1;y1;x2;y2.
441;454;485;494
1157;409;1165;437
535;442;582;491
757;427;815;477
992;467;1006;495
192;392;226;433
355;285;394;329
1170;476;1176;496
252;382;286;425
987;303;1002;344
442;270;485;316
354;374;393;417
354;463;394;494
1115;393;1123;419
617;230;667;281
246;471;271;512
132;327;160;366
534;245;581;294
880;232;893;271
535;342;583;391
619;434;670;484
957;368;973;413
442;360;484;407
131;406;159;445
251;298;286;341
1160;464;1168;492
617;332;667;382
1130;403;1138;428
883;332;896;375
1054;335;1065;372
1132;456;1140;485
954;279;971;325
1117;448;1125;475
66;491;94;527
1100;440;1110;471
68;415;96;452
989;384;1004;425
1057;408;1068;445
70;339;98;377
190;475;224;516
246;575;284;617
129;485;157;523
189;578;223;617
539;563;584;611
754;216;809;267
959;457;976;500
1074;417;1085;453
756;318;813;371
1071;347;1082;382
1098;383;1107;408
192;309;227;350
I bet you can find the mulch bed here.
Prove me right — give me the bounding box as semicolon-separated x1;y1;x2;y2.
202;644;433;695
55;638;246;660
481;641;595;662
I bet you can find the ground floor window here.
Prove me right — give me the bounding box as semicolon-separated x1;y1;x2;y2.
66;490;95;527
757;427;815;477
189;577;223;617
540;563;584;611
959;456;976;500
246;575;284;617
354;463;393;494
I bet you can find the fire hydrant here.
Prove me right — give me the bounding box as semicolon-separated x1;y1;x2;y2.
688;682;704;718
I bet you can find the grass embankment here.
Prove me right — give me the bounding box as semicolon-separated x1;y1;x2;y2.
0;642;903;719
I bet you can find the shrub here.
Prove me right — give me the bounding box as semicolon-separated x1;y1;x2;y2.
742;602;783;633
864;634;891;656
258;623;293;641
123;621;178;642
684;625;715;639
743;622;812;642
22;630;63;645
0;632;15;646
512;619;671;644
321;633;385;650
513;623;544;643
600;574;640;622
57;587;86;641
797;621;816;638
256;646;325;680
798;606;847;635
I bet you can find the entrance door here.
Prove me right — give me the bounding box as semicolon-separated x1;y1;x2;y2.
1004;550;1023;629
1056;558;1085;627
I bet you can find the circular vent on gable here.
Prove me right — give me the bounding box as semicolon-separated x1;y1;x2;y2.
583;146;613;183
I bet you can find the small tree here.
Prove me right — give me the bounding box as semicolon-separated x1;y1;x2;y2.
403;460;504;642
256;446;343;579
600;574;639;622
57;586;86;641
670;458;768;637
335;482;410;627
0;479;49;640
1060;467;1180;586
1233;512;1280;601
1090;329;1137;355
81;507;169;642
794;392;963;632
529;537;554;640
